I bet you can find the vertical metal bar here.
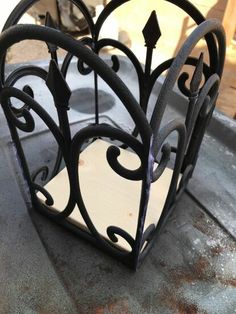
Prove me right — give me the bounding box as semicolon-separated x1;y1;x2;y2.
51;51;58;64
144;47;153;78
185;95;198;148
94;72;99;124
57;107;71;144
141;10;161;114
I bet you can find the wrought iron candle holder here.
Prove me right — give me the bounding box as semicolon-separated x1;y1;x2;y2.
0;0;225;269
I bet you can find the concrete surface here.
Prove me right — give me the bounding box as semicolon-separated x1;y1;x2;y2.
0;58;235;313
0;146;78;313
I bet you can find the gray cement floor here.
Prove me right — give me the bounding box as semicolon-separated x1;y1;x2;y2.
0;58;235;313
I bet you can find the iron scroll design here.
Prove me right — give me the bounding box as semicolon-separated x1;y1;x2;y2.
1;0;220;103
0;0;225;269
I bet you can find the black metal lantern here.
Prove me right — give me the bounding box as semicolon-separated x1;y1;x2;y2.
0;0;225;269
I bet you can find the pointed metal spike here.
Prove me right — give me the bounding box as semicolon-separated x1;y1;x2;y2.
45;12;58;54
46;60;71;108
190;53;204;94
142;11;161;48
45;11;57;29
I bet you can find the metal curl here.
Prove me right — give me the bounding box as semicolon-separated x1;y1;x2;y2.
178;69;204;97
0;87;63;141
4;104;35;133
152;119;186;160
106;145;143;181
178;54;206;98
61;37;94;77
152;143;171;182
33;183;54;206
10;85;34;118
178;72;190;96
107;226;135;250
4;65;47;117
77;59;93;75
32;166;49;182
96;38;144;87
77;37;94;75
110;55;120;72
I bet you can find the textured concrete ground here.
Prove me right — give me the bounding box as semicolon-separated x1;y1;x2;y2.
0;59;235;313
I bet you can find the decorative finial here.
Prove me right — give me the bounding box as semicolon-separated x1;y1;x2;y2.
142;11;161;48
190;52;204;94
46;60;71;108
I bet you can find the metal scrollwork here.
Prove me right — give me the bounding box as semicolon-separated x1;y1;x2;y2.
0;0;225;269
33;183;54;207
107;226;135;251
